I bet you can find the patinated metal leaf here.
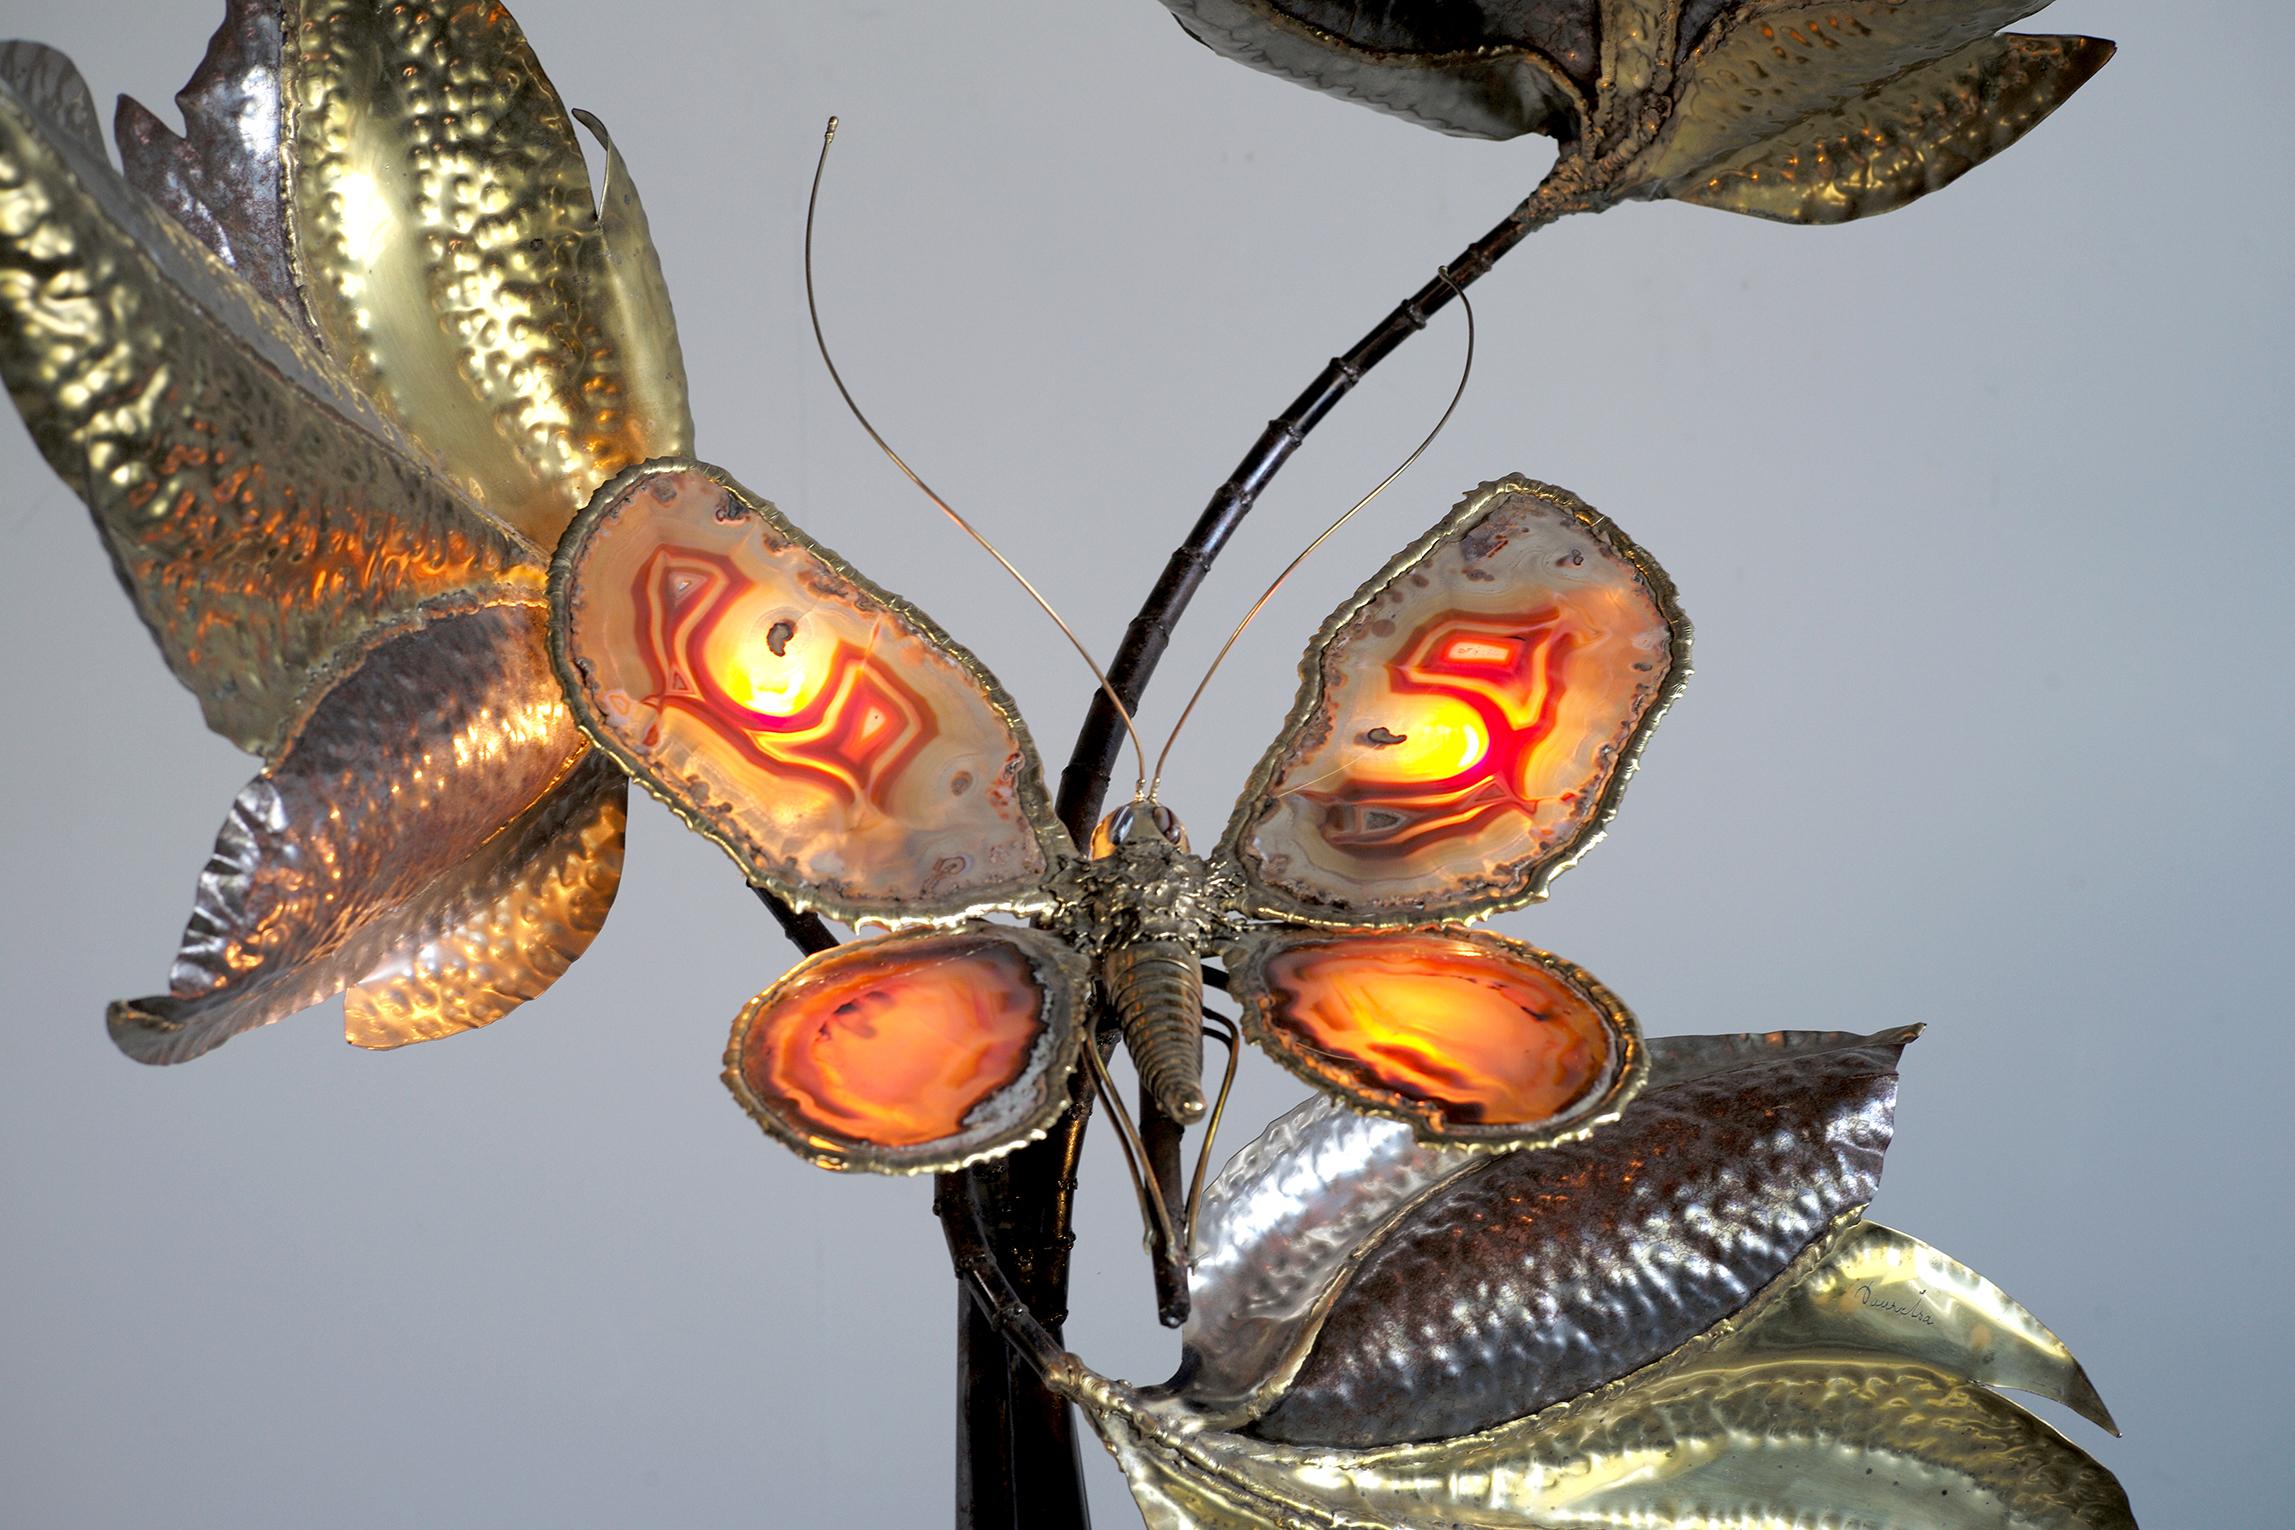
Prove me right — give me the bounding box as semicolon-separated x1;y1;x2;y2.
1665;32;2116;222
1156;0;2113;226
722;925;1091;1174
1069;1028;2133;1527
1223;926;1643;1150
551;460;1072;924
1222;475;1688;928
1159;0;1593;141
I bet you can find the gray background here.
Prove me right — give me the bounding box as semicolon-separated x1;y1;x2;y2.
0;1;2284;1524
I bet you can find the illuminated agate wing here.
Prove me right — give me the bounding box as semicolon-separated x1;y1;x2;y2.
110;597;621;1064
1156;2;2112;227
551;460;1072;923
0;41;534;757
1223;476;1686;926
723;925;1091;1174
276;0;692;544
1155;0;1593;141
1224;926;1643;1149
1068;1026;2133;1526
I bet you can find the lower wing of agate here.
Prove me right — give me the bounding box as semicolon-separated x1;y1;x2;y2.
722;925;1091;1174
1223;926;1644;1150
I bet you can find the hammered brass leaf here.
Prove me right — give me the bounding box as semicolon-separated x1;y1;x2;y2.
0;44;533;757
1667;33;2115;222
283;0;693;544
1;7;668;1061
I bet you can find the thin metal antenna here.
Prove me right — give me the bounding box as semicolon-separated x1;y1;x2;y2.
1183;1011;1243;1256
805;117;1152;798
1147;271;1475;798
1080;1037;1182;1259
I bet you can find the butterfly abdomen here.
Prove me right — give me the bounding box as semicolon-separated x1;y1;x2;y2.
1104;939;1206;1124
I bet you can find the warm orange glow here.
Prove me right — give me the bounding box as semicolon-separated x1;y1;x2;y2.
560;467;1053;914
733;933;1047;1149
1257;933;1616;1126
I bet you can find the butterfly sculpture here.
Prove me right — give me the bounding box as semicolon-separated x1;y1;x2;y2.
548;458;1687;1177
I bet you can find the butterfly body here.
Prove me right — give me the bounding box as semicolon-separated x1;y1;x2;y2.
551;460;1686;1177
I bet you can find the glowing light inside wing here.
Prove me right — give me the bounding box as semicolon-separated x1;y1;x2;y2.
1255;933;1618;1127
555;466;1052;912
731;932;1050;1150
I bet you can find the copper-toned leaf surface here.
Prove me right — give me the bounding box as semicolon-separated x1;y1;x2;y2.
0;49;538;758
723;925;1091;1175
552;460;1069;923
1669;33;2115;222
110;598;606;1065
282;0;691;544
1159;1;1591;140
344;756;626;1050
1226;926;1642;1149
114;0;303;319
1247;1026;1911;1445
1224;476;1687;927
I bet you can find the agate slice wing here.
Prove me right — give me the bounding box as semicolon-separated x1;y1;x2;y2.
723;925;1090;1174
1223;476;1687;925
552;461;1068;922
1224;927;1643;1149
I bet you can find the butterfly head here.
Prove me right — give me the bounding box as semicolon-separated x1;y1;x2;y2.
1091;799;1191;860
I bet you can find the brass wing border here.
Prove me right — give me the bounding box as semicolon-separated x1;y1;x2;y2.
546;456;1079;929
1214;474;1694;931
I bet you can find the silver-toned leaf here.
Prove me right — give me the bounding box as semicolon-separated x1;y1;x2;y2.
1180;1093;1476;1421
1244;1027;1915;1445
1180;1027;1912;1425
109;597;602;1064
113;0;304;318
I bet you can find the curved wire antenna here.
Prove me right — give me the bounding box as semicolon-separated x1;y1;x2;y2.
805;117;1152;797
1147;271;1475;798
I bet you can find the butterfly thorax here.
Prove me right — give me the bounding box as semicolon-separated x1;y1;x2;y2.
1063;803;1237;1124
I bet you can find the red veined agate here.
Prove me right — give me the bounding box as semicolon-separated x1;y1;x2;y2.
1229;927;1641;1146
1228;477;1685;925
724;926;1088;1172
552;461;1062;921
